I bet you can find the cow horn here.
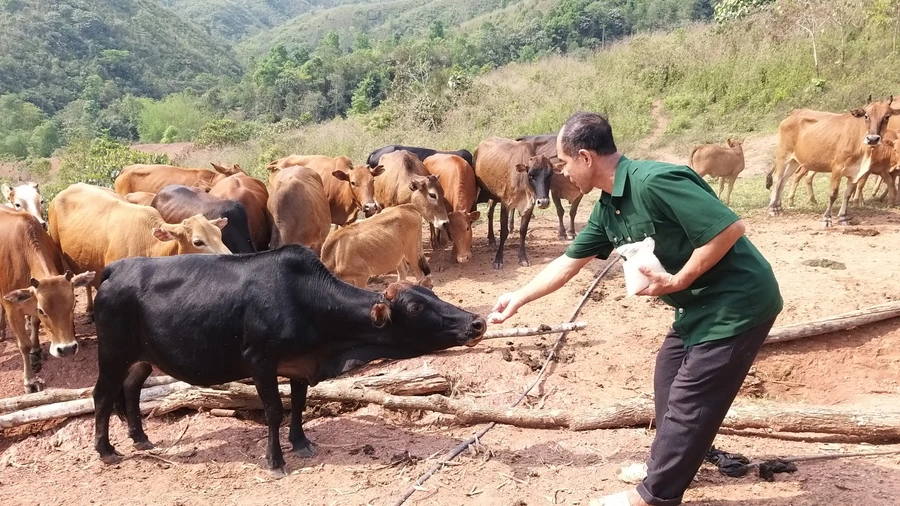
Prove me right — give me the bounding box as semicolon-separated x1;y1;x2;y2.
868;94;873;103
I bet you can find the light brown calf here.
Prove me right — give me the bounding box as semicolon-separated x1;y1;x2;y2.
3;182;46;228
267;166;332;255
49;183;231;316
689;138;745;206
1;207;95;392
321;204;431;288
267;155;383;225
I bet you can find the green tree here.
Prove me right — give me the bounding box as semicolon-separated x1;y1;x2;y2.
714;0;776;22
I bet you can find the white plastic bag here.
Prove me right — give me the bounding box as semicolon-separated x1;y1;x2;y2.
615;237;668;297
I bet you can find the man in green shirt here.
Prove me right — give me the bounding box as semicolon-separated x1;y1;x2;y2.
488;112;782;506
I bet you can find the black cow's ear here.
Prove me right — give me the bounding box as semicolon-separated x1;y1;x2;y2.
371;302;391;328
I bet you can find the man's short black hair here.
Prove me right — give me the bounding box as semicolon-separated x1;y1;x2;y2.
559;112;617;157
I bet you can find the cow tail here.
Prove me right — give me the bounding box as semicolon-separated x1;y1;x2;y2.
688;146;700;168
419;254;431;278
765;167;774;189
113;390;127;421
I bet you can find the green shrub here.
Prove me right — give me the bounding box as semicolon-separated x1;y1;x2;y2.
194;119;256;147
137;93;215;142
161;126;179;144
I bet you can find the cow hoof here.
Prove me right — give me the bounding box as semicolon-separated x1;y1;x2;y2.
24;378;44;394
567;232;577;240
268;466;289;479
768;207;782;217
838;217;851;226
100;451;123;465
488;239;497;247
493;262;503;270
85;312;94;324
519;259;531;267
133;440;154;451
291;442;318;458
558;234;569;241
821;219;832;228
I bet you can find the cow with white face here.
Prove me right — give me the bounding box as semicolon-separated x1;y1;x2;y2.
3;182;46;229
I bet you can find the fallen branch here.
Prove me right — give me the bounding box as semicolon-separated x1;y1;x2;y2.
482;322;588;340
0;382;192;429
0;369;450;429
149;369;450;415
765;300;900;344
0;375;178;415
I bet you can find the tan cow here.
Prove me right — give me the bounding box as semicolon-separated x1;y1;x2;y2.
689;138;745;206
374;150;451;234
853;130;900;206
114;163;244;195
424;154;480;264
210;173;272;251
3;182;46;229
266;166;332;255
515;134;585;240
1;206;95;392
49;183;231;316
124;191;157;206
266;155;383;225
321;204;432;288
767;97;900;226
474;137;556;269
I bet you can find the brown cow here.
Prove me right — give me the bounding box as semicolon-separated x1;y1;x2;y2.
767;97;900;226
267;166;332;255
853;130;900;206
424;154;480;264
689;138;745;206
321;204;432;288
124;192;156;206
114;163;244;195
1;206;95;392
49;183;231;316
266;155;383;225
210;173;272;251
515;134;585;240
474;137;556;269
374;150;450;234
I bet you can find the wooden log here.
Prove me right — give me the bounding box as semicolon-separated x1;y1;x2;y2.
0;375;178;415
150;369;451;415
152;385;900;441
765;300;900;344
0;382;192;429
482;322;588;340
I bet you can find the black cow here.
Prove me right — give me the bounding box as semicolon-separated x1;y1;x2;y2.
92;245;486;475
151;185;255;254
367;144;475;170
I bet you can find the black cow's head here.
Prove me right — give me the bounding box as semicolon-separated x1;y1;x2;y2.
516;154;557;209
370;281;486;351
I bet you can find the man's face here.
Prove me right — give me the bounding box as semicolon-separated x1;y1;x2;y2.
555;137;593;193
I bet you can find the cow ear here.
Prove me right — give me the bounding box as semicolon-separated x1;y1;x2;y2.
384;282;407;302
850;108;866;118
29;182;39;189
232;164;244;174
210;217;228;230
418;276;434;290
408;177;426;191
152;227;177;242
1;184;11;201
71;271;96;288
370;302;391;328
64;270;73;281
210;163;234;175
515;163;528;172
370;164;385;177
467;211;481;222
4;288;35;303
332;170;350;182
30;277;40;288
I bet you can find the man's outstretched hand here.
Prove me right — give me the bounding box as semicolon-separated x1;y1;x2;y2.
487;292;526;324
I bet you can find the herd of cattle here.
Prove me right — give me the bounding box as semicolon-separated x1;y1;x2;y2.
2;97;900;470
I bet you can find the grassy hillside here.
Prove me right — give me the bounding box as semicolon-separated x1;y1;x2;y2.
236;0;530;59
0;0;242;114
160;0;375;41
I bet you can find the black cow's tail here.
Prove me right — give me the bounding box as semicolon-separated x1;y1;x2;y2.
113;390;127;421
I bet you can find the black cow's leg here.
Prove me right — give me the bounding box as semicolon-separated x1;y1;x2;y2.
551;190;566;240
28;316;42;374
568;195;583;240
518;206;535;267
252;369;287;474
289;379;317;458
494;203;509;269
123;362;153;450
508;208;515;234
487;199;497;246
94;367;128;464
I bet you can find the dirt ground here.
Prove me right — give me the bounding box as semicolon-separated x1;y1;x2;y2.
2;192;900;505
